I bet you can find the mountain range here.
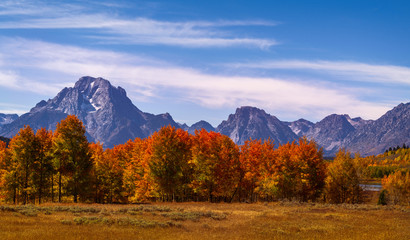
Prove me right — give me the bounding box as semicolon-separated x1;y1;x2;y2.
0;76;408;156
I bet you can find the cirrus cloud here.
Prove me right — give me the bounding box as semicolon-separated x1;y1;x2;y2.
0;38;395;122
229;60;410;86
0;1;278;49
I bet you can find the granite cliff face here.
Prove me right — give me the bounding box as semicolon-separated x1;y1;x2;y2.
216;106;298;145
0;77;178;148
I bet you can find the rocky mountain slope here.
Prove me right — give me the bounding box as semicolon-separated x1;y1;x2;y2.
0;113;18;126
285;119;314;137
187;120;215;134
343;103;410;156
0;76;178;148
216;106;298;145
304;114;357;154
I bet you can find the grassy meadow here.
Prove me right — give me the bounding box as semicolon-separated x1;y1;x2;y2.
0;202;409;240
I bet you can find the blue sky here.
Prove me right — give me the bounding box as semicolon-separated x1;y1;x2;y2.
0;0;409;126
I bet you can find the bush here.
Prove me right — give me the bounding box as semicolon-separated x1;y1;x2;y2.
377;190;387;205
60;219;72;225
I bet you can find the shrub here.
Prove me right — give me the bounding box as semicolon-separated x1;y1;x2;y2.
60;219;72;225
377;190;387;205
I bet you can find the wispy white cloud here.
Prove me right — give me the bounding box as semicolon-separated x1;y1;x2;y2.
0;1;278;49
0;103;28;115
0;69;19;88
0;38;394;121
0;0;83;16
230;60;410;86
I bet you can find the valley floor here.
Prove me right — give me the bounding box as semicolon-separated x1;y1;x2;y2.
0;202;409;240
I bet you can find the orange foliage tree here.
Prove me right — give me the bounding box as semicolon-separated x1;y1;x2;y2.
293;138;326;201
8;125;37;204
123;138;156;202
0;140;10;201
100;143;130;203
262;138;325;202
191;129;241;202
149;126;192;201
53;115;92;203
239;138;276;202
89;142;105;203
33;128;54;204
325;149;362;203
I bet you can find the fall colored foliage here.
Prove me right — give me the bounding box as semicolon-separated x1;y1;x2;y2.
191;129;240;202
325;149;362;204
1;115;408;205
382;170;410;205
53;115;92;203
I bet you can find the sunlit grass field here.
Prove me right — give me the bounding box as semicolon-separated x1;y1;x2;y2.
0;202;409;240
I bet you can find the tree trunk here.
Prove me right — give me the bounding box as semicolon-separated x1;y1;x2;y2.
229;186;238;203
58;172;62;203
39;164;43;204
13;187;16;204
24;164;28;205
51;174;54;202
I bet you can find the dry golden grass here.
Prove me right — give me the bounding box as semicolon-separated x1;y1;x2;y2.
0;202;409;240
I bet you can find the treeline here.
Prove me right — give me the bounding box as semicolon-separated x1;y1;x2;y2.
0;115;408;205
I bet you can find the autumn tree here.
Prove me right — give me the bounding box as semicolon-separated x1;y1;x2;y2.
97;143;129;203
89;142;105;203
269;141;298;200
32;128;54;204
325;149;362;203
53;115;92;203
8;126;38;204
191;129;241;202
149;126;192;201
239;138;276;202
292;138;326;201
0;140;11;201
382;170;410;205
257;138;326;202
123;138;155;202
